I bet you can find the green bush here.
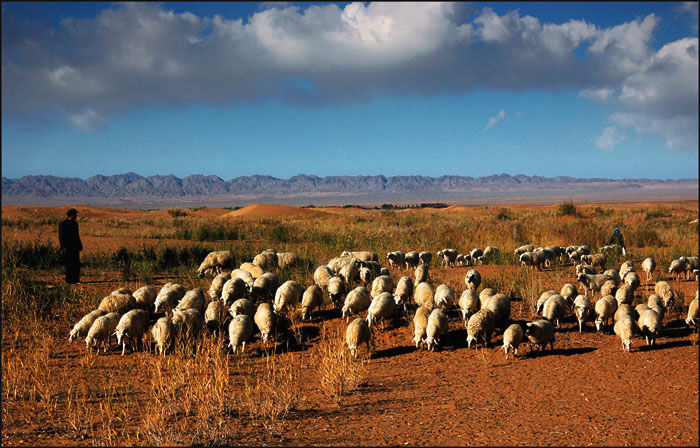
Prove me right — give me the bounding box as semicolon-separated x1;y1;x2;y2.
557;201;578;216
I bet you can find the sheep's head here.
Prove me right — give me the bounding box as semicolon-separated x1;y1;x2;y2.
621;339;632;352
466;334;477;348
594;317;604;331
425;336;437;351
68;329;78;343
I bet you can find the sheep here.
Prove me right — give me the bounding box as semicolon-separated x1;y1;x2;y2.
98;290;137;315
459;289;480;323
525;320;555;353
412;306;431;349
254;302;277;343
204;300;226;334
623;271;641;291
635;303;650;318
413;282;435;311
542;294;567;328
600;244;622;257
600;279;618;298
371;275;394;298
231;268;255;291
251;272;280;302
569;248;587;263
464;269;482;290
362;260;382;277
346;317;372;357
668;258;687;281
328;276;346;307
481;293;510;330
641;257;656;283
276;252;299;269
514;244;535;256
559;283;578;308
68;309;107;343
176;288;206;314
614;316;635;352
197;251;236;277
437;249;458;267
455;254;471;267
434;284;455;310
301;285;323;320
613;284;634;305
341;251;378;262
228;314;254;354
358;267;373;286
637;309;662;346
619;261;636;281
313;265;333;289
394;276;414;311
207;273;231;300
221;277;248;307
172;308;204;341
85;313;121;353
470;248;484;263
404;251;420;269
573;295;593;332
366;292;396;329
577;273;612;297
594;295;618;331
685;257;699;280
380;267;390;276
229;298;255;319
154;283;186;314
418;251;433;265
425;308;449;351
647;294;666;320
240;261;264;279
115;309;149;355
133;285;158;311
479;288;496;304
151;316;175;355
482;246;499;263
685;291;698;330
614;303;635;322
520;251;546;270
581;253;606;270
273;280;304;314
654;281;675;307
535;247;556;267
536;290;557;315
501;323;524;359
466;308;495;349
386;251;406;270
327;256;355;274
576;264;596;276
253;250;278;271
342;286;372;322
603;270;621;286
414;264;429;284
339;259;361;287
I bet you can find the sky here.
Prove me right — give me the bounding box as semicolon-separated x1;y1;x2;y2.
2;2;698;180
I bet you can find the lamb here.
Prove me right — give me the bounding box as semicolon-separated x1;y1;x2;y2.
313;265;333;289
412;306;431;349
418;251;433;265
600;279;618;298
273;280;304;314
641;257;656;283
254;302;277;343
459;289;480;323
481;293;510;330
346;317;372;357
252;272;280;302
176;288;206;314
637;309;662;346
221;277;248;307
482;246;499;263
434;284;455;310
577;273;612;297
413;282;435;311
229;298;255;318
231;268;255;291
414;264;429;284
685;291;698;330
520;251;546;270
228;314;254;354
466;308;495;349
366;292;396;329
387;251;406;270
668;258;687;281
437;249;458;267
115;309;149;355
514;244;535;256
85;312;120;353
239;262;264;279
594;295;618;331
623;271;641;291
197;251;236;277
133;285;158;311
394;276;414;311
501;323;524;359
559;283;578;308
276;252;299;269
328;276;346;307
576;264;596;276
572;295;593;332
154;283;186;314
98;290;137;315
654;281;675;307
151;316;175;355
615;285;635;306
204;300;226;334
425;308;449;351
252;250;278;271
371;275;394;298
342;286;372;322
404;251;420;269
525;319;555;353
68;309;107;343
301;285;323;320
536;290;557;315
542;294;567;328
581;253;606;270
341;251;378;262
614;316;635;352
464;269;482;290
208;273;231;300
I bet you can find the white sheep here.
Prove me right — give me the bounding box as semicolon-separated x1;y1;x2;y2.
412;306;431;349
481;293;510;330
346;317;372;357
371;275;394;298
623;271;640;291
576;264;596;276
85;312;120;353
600;279;618;298
536;290;557;315
501;323;524;359
176;288;206;314
464;269;482;290
98;290;137;315
559;283;578;308
654;281;675;307
594;295;618;331
542;294;567;328
197;251;236;277
482;246;499;263
413;282;435;311
342;286;372;322
394;276;414;311
366;292;396;330
466;309;495;349
301;285;323;320
276;252;299;269
228;314;254;354
154;283;186;314
458;289;479;323
525;319;555;353
434;284;455;310
641;257;656;283
572;295;593;332
254;302;277;343
240;261;264;279
470;248;484;263
455;253;471;267
479;288;496;304
668;258;687;281
208;273;231;300
252;272;280;302
603;269;620;286
637;309;662;346
252;250;278;271
313;265;333;289
204;300;226;334
647;294;666;320
614;303;635;323
437;249;458;267
581;253;606;270
619;261;635;281
615;285;634;306
229;298;255;319
684;256;699;280
425;308;449;351
359;267;374;286
614;316;635;352
339;260;360;287
577;273;611;297
221;277;248;307
327;256;355;274
115;309;150;356
514;244;535;256
151;316;175;355
69;309;107;343
404;251;420;269
133;285;158;311
685;291;698;331
418;251;433;265
341;251;378;262
231;268;255;291
386;251;406;270
172;308;204;341
414;264;429;284
520;251;546;270
328;276;346;307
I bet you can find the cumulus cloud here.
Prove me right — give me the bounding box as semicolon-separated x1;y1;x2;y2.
483;109;506;131
579;87;614;103
66;108;107;131
595;126;625;150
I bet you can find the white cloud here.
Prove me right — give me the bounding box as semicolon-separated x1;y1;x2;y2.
579;87;614;103
595;126;625;150
483;109;506;131
66;108;106;131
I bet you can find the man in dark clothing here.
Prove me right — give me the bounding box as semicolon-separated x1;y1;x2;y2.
608;227;626;256
59;208;83;284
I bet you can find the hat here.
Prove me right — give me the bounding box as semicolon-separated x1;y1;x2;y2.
614;227;619;231
67;208;78;217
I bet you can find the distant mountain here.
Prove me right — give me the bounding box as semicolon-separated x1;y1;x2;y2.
2;173;697;207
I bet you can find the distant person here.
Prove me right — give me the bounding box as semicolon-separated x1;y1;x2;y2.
58;208;83;284
608;227;626;256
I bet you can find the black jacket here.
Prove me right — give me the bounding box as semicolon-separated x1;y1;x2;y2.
59;218;83;251
608;231;624;247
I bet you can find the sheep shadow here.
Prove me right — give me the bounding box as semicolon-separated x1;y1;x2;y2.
522;346;597;358
371;345;414;359
635;339;693;352
661;326;695;339
314;307;342;321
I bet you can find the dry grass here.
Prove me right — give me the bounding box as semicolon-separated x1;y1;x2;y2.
316;324;370;402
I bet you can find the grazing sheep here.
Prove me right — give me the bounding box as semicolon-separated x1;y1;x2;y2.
204;300;226;334
482;246;499;263
239;262;264;279
434;284;455;310
208;272;231;300
535;247;556;267
501;323;524;359
172;309;204;341
371;275;395;298
614;303;635;322
600;279;618;298
359;267;373;286
221;277;248;307
387;251;406;270
176;288;206;314
85;312;120;353
154;283;186;314
465;269;482;290
412;306;431;349
559;283;578;308
252;272;280;302
573;295;593;332
418;251;433;265
581;253;606;270
536;290;557;315
600;244;622;257
254;303;277;343
380;267;390;276
228;314;254;354
685;257;699;280
481;293;511;330
98;290;137;315
602;270;620;286
635;303;650;317
229;298;255;319
542;294;567;328
313;265;333;289
133;285;158;311
276;252;299;269
641;257;656;283
614;284;634;306
342;286;372;322
69;309;107;343
151;316;175;355
404;251;420;269
253;250;278;271
413;282;435;311
197;251;236;277
614;316;635;352
479;288;496;304
470;248;484;263
647;294;666;319
346;317;372;357
367;292;396;329
301;285;323;320
328;276;346;307
576;264;596;276
514;244;535;256
623;271;641;291
654;281;675;307
685;292;698;330
425;308;449;351
525;320;555;353
594;295;618;331
619;261;635;281
338;259;361;287
466;309;495;349
577;273;612;297
231;269;255;291
394;276;414;311
637;309;662;346
341;251;378;262
569;248;588;263
668;258;687;281
115;309;149;355
458;289;480;323
437;249;458;267
456;254;471;267
414;264;429;284
520;251;547;270
273;281;304;314
327;256;355;274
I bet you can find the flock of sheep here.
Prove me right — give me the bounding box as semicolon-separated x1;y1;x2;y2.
67;245;699;359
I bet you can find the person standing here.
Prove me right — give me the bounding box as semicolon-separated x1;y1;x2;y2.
59;208;83;284
607;227;626;256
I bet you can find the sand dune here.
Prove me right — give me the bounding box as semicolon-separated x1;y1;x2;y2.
224;203;322;218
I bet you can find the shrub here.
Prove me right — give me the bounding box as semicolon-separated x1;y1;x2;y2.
557;201;578;216
496;209;514;221
167;208;189;217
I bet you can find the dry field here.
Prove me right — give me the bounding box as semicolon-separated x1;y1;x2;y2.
1;201;698;446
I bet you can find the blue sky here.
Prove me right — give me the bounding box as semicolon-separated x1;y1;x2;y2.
2;2;698;180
